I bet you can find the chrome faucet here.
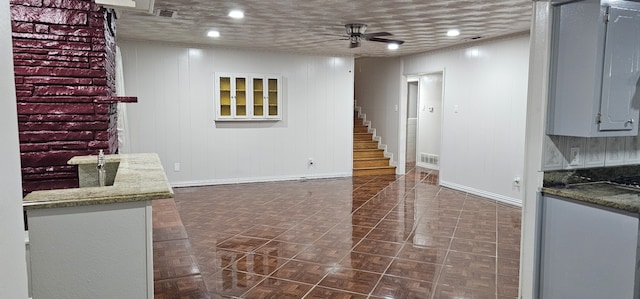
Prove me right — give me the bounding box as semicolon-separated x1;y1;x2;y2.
97;149;106;187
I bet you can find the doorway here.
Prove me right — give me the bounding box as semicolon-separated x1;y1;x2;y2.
406;79;418;166
404;72;443;170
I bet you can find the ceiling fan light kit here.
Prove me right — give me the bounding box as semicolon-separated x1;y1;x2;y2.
343;23;404;49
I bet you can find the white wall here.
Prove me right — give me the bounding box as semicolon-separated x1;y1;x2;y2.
119;41;354;186
354;57;402;166
417;73;443;165
354;34;530;204
0;0;30;296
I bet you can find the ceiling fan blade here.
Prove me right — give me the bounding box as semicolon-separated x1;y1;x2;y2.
367;37;405;45
363;32;392;38
318;33;349;38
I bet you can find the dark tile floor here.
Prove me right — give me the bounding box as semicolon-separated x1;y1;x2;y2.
153;166;522;299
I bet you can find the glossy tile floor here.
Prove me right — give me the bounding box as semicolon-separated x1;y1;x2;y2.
153;166;522;299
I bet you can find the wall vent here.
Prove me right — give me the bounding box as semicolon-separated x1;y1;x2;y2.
420;153;439;166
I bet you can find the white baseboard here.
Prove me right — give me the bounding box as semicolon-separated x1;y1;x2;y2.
171;172;352;188
439;180;522;207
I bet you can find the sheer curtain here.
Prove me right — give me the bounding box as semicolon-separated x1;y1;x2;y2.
115;46;131;153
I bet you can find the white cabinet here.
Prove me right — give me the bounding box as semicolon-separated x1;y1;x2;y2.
215;73;281;121
547;0;640;137
537;194;640;298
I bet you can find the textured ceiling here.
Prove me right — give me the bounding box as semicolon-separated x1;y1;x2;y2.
116;0;533;57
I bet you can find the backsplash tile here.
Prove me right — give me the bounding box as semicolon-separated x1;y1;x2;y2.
624;135;640;164
585;137;605;167
542;135;565;171
542;135;640;171
605;137;625;166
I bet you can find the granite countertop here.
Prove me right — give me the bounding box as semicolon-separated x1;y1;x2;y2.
23;153;174;210
542;182;640;214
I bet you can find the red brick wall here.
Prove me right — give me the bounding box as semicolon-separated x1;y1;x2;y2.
10;0;120;193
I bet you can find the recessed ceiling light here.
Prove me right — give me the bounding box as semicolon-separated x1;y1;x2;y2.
207;30;220;38
228;10;244;19
447;29;460;37
387;43;399;50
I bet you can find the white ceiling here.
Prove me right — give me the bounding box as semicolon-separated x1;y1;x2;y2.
115;0;533;57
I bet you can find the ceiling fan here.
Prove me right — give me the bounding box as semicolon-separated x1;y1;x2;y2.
342;23;405;48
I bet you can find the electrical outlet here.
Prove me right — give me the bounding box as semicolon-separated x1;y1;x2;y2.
569;147;581;166
308;158;314;166
174;163;181;172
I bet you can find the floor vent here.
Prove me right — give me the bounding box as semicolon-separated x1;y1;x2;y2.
420;153;439;166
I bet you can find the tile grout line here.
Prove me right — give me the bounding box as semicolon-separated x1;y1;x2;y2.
304;173;409;298
299;173;406;299
173;167;518;298
366;168;435;298
427;188;466;299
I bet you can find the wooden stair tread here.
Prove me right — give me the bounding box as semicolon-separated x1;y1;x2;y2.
353;157;389;161
353;112;395;176
353;166;396;170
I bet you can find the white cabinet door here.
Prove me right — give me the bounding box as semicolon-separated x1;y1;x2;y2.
264;76;281;120
599;5;640;134
538;194;639;299
215;73;234;120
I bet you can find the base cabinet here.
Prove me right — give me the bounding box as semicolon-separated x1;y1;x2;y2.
27;201;153;299
537;194;640;298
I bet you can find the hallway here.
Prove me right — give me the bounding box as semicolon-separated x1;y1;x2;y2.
152;166;521;298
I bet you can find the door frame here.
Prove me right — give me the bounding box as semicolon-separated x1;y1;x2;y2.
398;69;446;174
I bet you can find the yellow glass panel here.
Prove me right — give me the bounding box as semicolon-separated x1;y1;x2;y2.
236;78;246;116
268;78;278;116
219;76;232;117
268;78;277;91
253;78;264;92
253;78;264;116
236;77;246;91
221;105;231;116
220;91;231;105
237;106;246;116
220;77;231;91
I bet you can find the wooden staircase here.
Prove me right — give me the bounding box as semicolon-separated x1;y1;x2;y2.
353;112;397;176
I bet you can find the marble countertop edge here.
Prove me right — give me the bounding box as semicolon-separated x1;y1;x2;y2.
23;153;174;210
22;191;173;210
541;182;640;214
